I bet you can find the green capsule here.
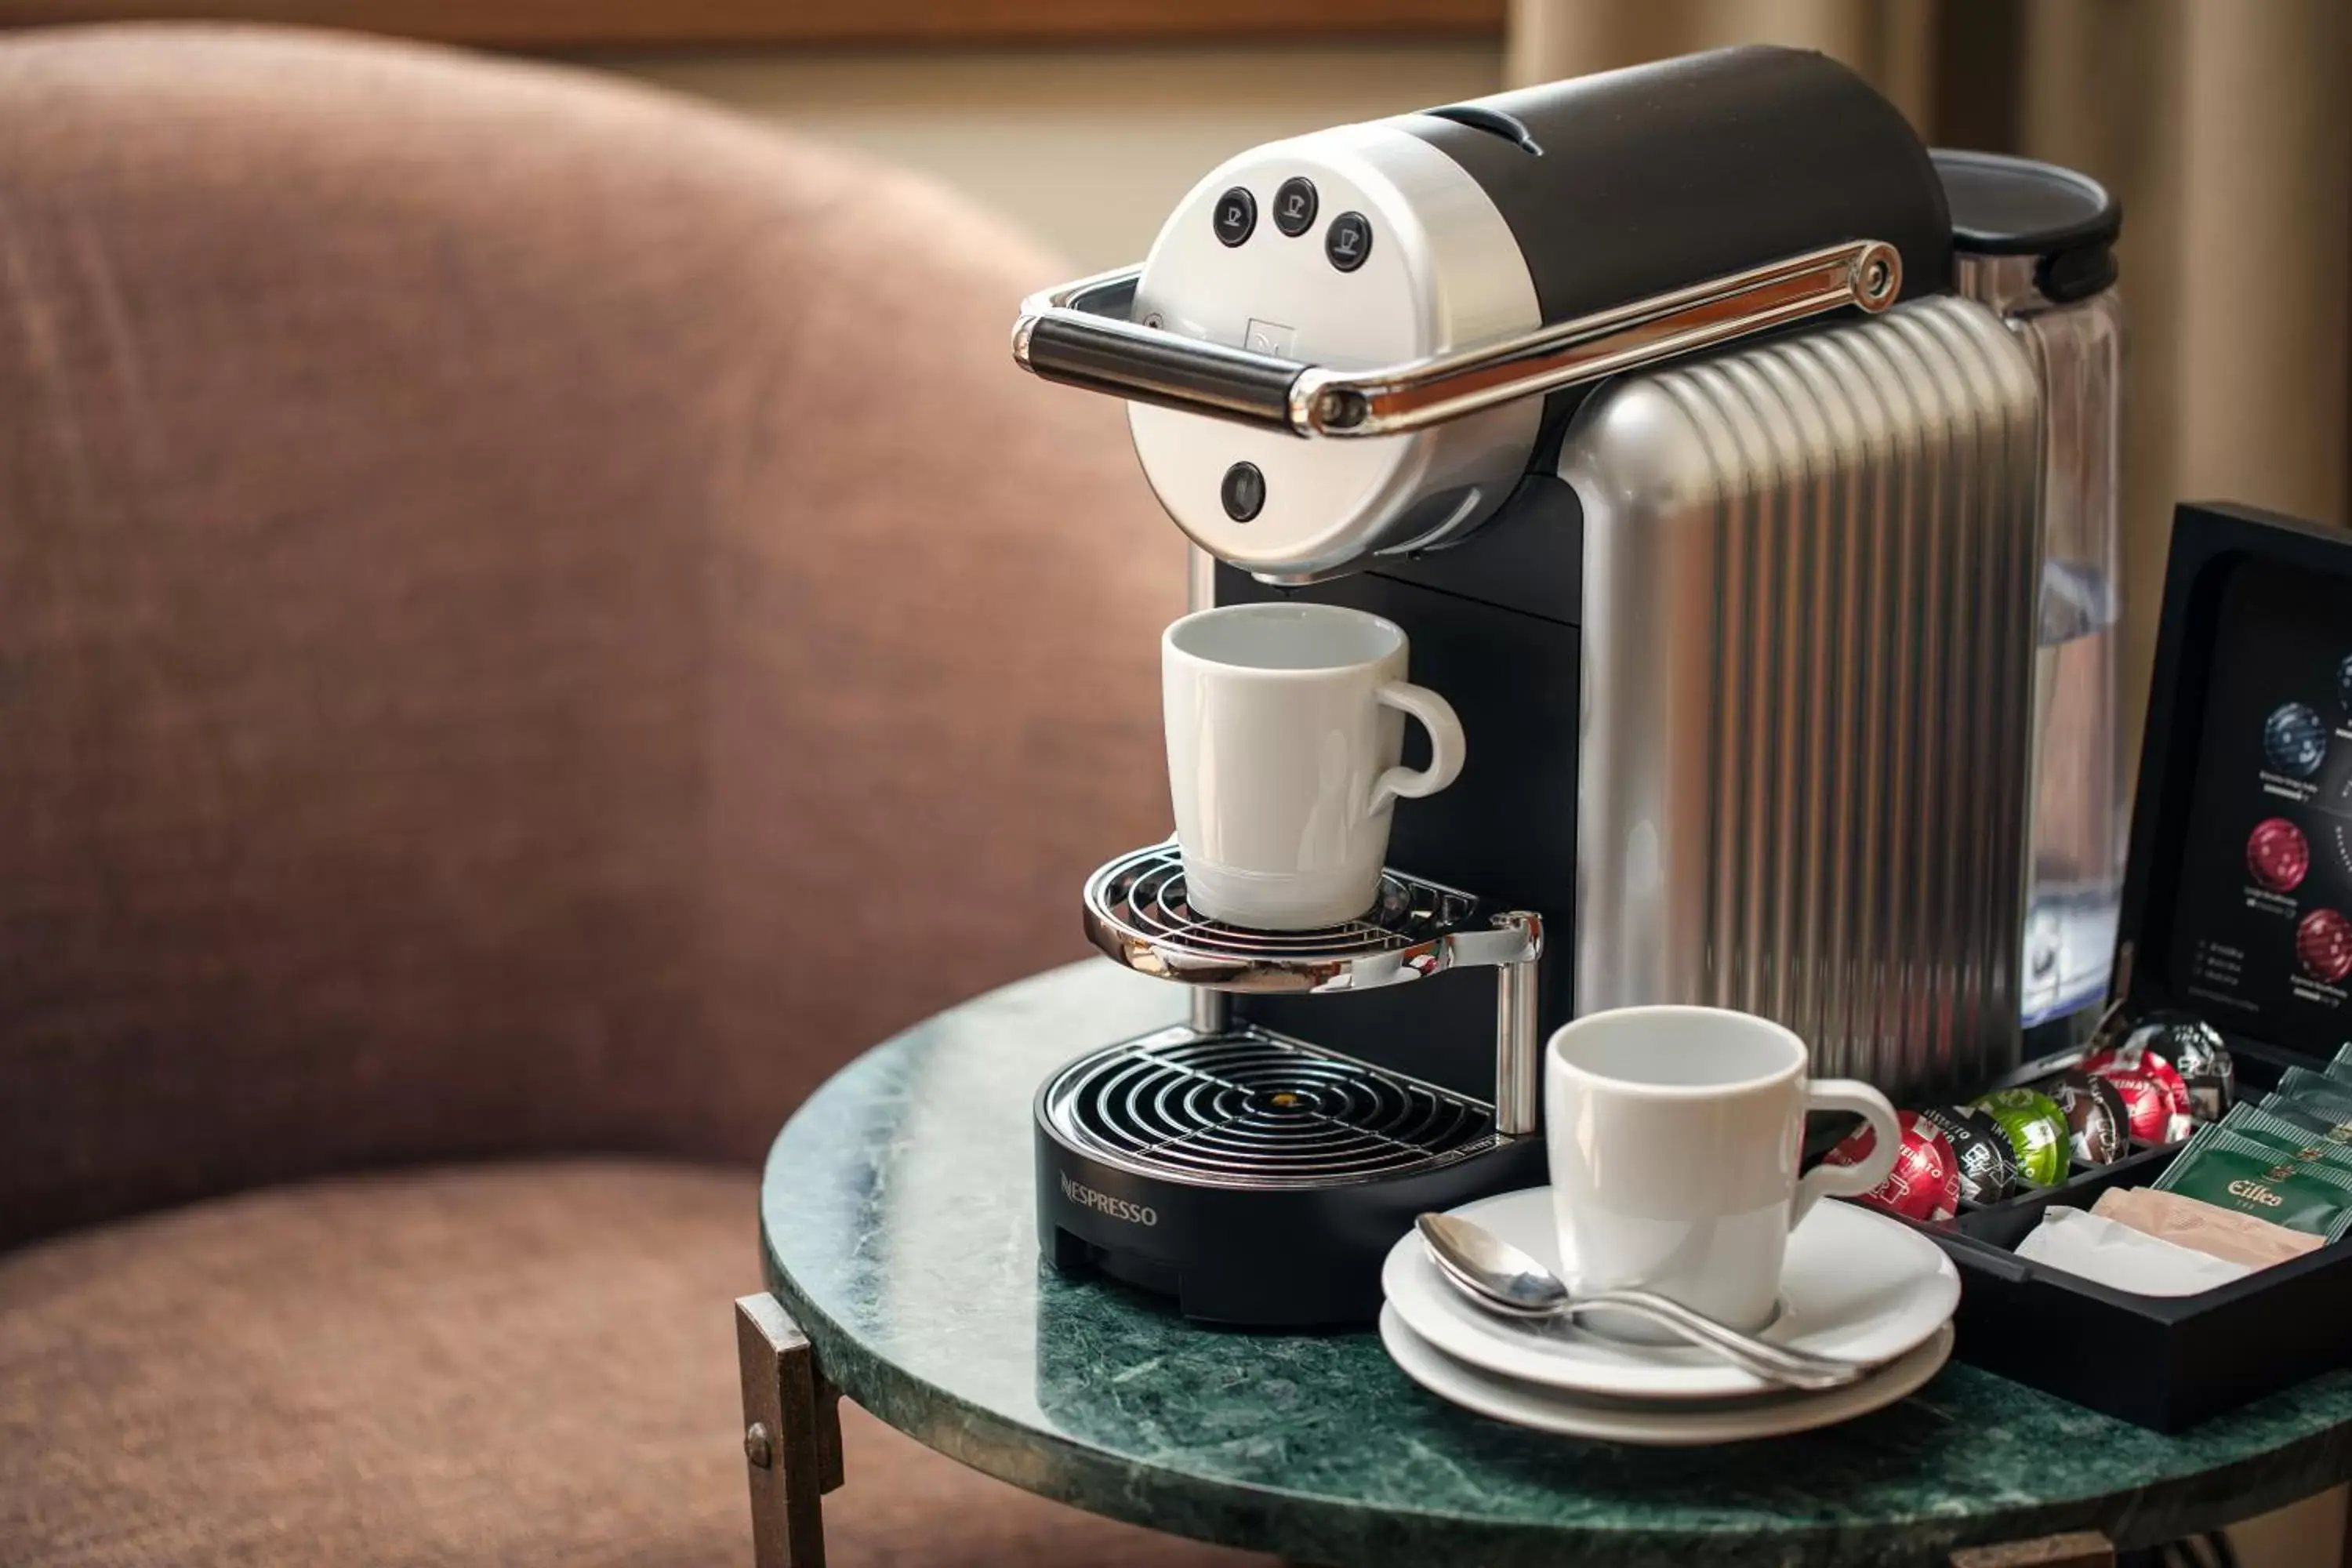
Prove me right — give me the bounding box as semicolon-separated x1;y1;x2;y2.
1970;1087;2073;1187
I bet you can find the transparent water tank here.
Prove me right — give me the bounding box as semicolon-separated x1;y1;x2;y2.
1936;151;2126;1030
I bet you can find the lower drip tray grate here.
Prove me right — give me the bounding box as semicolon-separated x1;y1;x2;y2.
1042;1025;1499;1187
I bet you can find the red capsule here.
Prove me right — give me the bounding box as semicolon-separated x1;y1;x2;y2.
2081;1046;2196;1141
2096;1069;2177;1145
1824;1110;1960;1223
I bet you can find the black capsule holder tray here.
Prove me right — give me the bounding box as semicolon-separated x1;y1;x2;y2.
1918;1038;2343;1431
1854;503;2352;1432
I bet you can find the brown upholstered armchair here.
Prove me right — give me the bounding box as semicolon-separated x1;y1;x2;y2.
0;26;1261;1566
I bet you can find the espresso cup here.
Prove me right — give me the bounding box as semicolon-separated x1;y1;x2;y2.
1544;1006;1900;1340
1163;603;1464;931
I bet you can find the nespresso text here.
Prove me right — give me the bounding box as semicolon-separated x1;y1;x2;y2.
1061;1172;1158;1226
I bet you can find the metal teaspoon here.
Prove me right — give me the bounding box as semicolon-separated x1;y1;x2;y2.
1414;1212;1868;1393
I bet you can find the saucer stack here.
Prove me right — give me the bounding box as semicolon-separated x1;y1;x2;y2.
1380;1189;1963;1445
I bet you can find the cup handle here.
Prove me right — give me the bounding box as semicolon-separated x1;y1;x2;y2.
1791;1079;1902;1231
1369;681;1465;815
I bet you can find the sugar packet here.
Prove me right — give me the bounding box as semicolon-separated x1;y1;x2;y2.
2016;1206;2254;1296
2092;1185;2325;1269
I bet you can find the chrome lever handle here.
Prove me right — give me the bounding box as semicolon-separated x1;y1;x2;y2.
1010;240;1903;439
1011;267;1305;434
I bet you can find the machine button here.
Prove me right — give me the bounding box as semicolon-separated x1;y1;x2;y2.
1220;462;1265;521
1324;211;1373;271
1272;176;1319;237
1212;187;1257;247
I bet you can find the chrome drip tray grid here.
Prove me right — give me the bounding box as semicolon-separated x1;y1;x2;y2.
1082;841;1539;994
1041;1023;1500;1188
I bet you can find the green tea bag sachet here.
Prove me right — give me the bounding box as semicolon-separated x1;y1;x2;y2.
2274;1065;2352;1112
2220;1103;2352;1163
2153;1126;2352;1239
2248;1095;2352;1145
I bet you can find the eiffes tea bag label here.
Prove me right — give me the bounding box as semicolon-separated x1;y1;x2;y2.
2154;1126;2352;1239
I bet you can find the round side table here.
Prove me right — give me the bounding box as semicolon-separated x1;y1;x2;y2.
742;963;2352;1568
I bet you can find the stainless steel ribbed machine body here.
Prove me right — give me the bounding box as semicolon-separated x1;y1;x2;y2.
1012;45;2122;1326
1570;297;2043;1094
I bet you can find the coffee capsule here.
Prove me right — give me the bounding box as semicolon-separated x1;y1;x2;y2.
2096;1069;2181;1145
1918;1105;2018;1203
1823;1111;1959;1223
2041;1069;2127;1165
2114;1012;2234;1121
2080;1036;2197;1142
1971;1087;2073;1187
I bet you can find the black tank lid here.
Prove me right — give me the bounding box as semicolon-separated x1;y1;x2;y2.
1931;148;2120;303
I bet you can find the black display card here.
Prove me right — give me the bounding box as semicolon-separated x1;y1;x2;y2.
2161;560;2352;1044
2120;503;2352;1048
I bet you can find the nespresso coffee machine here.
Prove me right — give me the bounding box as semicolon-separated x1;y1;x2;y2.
1013;45;2126;1326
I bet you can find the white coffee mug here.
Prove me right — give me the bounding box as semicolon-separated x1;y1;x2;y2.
1544;1006;1900;1339
1163;602;1465;931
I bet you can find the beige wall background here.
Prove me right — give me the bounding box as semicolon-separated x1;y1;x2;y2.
603;42;1504;274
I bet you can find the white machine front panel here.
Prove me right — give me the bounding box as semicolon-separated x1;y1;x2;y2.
1129;121;1542;580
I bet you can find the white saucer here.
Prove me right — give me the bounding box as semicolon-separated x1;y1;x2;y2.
1381;1186;1960;1401
1381;1305;1954;1446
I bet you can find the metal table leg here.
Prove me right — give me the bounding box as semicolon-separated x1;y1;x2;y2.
737;1293;845;1568
1951;1532;2117;1568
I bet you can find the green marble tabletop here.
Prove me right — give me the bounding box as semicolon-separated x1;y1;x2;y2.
760;962;2352;1568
